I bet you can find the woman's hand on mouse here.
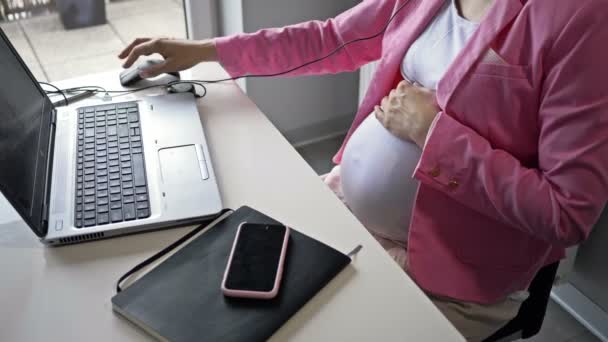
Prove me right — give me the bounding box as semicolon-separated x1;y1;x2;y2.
375;80;440;148
118;37;218;78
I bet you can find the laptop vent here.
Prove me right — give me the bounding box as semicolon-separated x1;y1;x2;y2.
59;232;105;244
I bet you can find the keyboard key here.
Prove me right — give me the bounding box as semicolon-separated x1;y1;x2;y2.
96;163;107;170
136;201;149;210
76;196;83;204
131;141;142;148
84;181;95;189
120;149;130;156
96;150;107;158
109;166;120;174
120;155;131;162
76;182;83;189
84;149;95;156
76;190;83;197
110;179;120;187
122;167;132;175
109;173;121;180
130;128;138;136
120;142;130;150
136;186;147;195
123;188;134;196
109;159;119;167
109;153;119;161
132;147;142;154
97;205;109;213
110;209;123;223
119;137;129;143
77;176;83;183
108;136;118;142
85;196;95;204
76;219;83;228
97;213;109;225
97;190;108;198
84;174;95;182
119;118;128;124
84;211;95;220
77;164;83;170
133;154;146;186
84;161;94;169
110;193;121;202
128;107;138;112
123;203;136;221
97;176;108;183
122;181;133;189
109;147;119;154
118;124;129;137
85;128;94;137
111;201;122;209
137;209;150;219
131;136;141;142
84;189;95;196
108;120;117;126
110;187;121;195
128;112;139;123
97;197;109;205
85;168;95;175
124;196;134;204
76;212;83;220
117;109;127;114
136;194;148;202
121;161;131;169
84;219;96;227
108;126;117;136
122;174;133;182
96;169;108;177
97;183;108;191
84;203;95;211
96;144;107;151
85;107;95;113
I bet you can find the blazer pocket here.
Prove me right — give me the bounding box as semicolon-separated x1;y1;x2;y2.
471;63;530;80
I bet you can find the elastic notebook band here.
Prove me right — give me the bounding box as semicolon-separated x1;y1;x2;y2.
347;244;363;258
116;208;233;293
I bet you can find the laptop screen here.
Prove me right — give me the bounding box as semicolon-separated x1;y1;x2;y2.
0;28;54;236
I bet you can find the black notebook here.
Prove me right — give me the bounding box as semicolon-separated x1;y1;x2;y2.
111;206;352;342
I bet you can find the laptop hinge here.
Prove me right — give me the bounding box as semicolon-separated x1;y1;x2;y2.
42;109;57;225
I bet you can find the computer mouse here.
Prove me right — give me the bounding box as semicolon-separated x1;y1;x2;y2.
119;59;180;87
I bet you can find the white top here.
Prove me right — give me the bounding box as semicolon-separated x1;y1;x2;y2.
341;0;478;242
0;65;465;342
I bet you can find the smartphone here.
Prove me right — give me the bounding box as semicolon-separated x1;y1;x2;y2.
221;222;290;299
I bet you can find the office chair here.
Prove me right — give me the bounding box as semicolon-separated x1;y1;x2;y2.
483;262;560;342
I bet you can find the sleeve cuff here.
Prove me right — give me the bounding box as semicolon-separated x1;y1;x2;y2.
213;35;246;78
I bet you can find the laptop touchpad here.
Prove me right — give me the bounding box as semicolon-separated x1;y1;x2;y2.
158;145;208;184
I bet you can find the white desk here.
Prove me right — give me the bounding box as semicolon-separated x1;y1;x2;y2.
0;63;464;342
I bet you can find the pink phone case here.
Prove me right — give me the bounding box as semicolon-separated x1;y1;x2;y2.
221;222;290;299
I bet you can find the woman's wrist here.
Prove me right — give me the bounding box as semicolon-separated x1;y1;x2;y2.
197;39;219;63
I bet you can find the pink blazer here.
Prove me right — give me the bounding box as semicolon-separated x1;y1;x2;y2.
215;0;608;303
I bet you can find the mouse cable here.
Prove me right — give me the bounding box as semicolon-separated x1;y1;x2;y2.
39;81;69;106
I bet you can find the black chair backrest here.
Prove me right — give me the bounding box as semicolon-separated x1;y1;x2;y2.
483;262;560;342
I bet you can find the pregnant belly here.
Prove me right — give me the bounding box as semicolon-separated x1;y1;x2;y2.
341;114;421;242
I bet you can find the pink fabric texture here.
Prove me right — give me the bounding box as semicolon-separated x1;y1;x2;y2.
215;0;608;303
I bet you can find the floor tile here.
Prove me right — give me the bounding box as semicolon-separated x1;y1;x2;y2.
106;0;180;21
1;22;39;65
525;300;589;342
21;14;124;65
296;135;345;175
43;53;122;81
109;7;186;44
566;331;601;342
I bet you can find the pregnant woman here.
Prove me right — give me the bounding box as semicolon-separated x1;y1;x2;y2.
119;0;608;340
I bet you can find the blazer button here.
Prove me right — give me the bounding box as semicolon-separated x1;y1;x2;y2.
448;179;459;190
429;166;441;178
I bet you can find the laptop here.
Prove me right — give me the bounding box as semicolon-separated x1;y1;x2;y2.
0;28;222;245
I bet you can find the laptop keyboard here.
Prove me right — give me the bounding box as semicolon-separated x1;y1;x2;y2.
74;102;151;228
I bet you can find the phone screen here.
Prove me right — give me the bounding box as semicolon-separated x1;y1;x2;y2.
225;224;287;292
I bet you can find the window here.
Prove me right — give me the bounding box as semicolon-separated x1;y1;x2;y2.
0;0;186;82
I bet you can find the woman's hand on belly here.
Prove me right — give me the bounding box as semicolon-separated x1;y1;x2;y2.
375;80;440;148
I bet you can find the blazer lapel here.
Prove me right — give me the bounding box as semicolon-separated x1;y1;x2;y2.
436;0;524;109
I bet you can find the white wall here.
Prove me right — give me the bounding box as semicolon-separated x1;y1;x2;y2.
213;0;361;145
